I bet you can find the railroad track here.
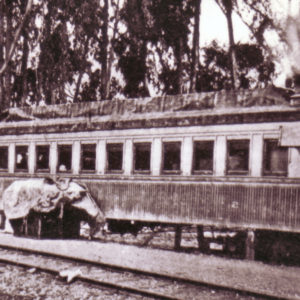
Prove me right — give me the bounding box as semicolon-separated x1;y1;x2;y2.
0;244;292;300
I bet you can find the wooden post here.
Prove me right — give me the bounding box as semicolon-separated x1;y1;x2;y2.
197;226;209;252
24;217;28;236
37;215;42;239
174;225;182;250
58;203;64;238
245;230;255;260
0;211;5;229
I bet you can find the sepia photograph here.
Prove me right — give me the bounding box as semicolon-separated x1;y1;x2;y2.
0;0;300;299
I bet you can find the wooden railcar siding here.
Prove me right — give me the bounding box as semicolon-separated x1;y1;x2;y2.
85;180;300;232
0;176;299;232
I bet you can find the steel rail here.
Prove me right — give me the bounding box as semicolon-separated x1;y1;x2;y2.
0;253;179;300
0;244;294;300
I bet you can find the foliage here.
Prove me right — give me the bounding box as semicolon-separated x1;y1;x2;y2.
197;42;275;92
0;0;287;109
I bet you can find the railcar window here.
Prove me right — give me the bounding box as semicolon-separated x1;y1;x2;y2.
81;143;96;172
227;140;249;175
107;143;123;172
0;147;8;170
134;143;151;172
36;145;49;171
15;146;28;171
193;141;214;174
263;140;288;176
163;142;181;173
57;145;72;172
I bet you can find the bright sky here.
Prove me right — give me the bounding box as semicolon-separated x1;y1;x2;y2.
199;0;300;87
200;0;250;46
200;0;297;45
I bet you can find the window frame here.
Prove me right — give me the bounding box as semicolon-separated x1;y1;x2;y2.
162;141;181;175
81;143;97;173
15;145;29;172
106;143;124;173
57;144;73;173
0;146;8;172
133;142;151;174
226;139;250;176
35;144;50;172
192;140;214;175
263;139;288;177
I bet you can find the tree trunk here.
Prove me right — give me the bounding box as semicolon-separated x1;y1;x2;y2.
73;72;84;103
176;37;184;94
224;0;239;90
4;5;13;109
42;3;53;105
0;0;33;76
0;2;4;107
190;0;201;93
100;0;109;100
106;0;121;100
20;30;29;106
73;38;90;103
58;21;69;104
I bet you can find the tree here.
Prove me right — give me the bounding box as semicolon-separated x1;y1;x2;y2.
196;42;275;92
36;0;122;104
71;0;122;101
215;0;239;90
0;0;33;76
114;0;152;98
100;0;109;100
0;0;290;108
212;0;284;92
150;0;194;95
0;0;37;109
190;0;202;93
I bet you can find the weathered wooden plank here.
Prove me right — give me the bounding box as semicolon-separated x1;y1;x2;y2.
1;177;300;232
83;180;300;232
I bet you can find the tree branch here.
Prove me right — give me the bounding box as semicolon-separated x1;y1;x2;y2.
0;0;33;75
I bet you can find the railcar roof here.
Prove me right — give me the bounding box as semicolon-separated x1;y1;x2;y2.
0;86;298;135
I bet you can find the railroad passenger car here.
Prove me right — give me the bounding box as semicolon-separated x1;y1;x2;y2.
0;85;300;260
